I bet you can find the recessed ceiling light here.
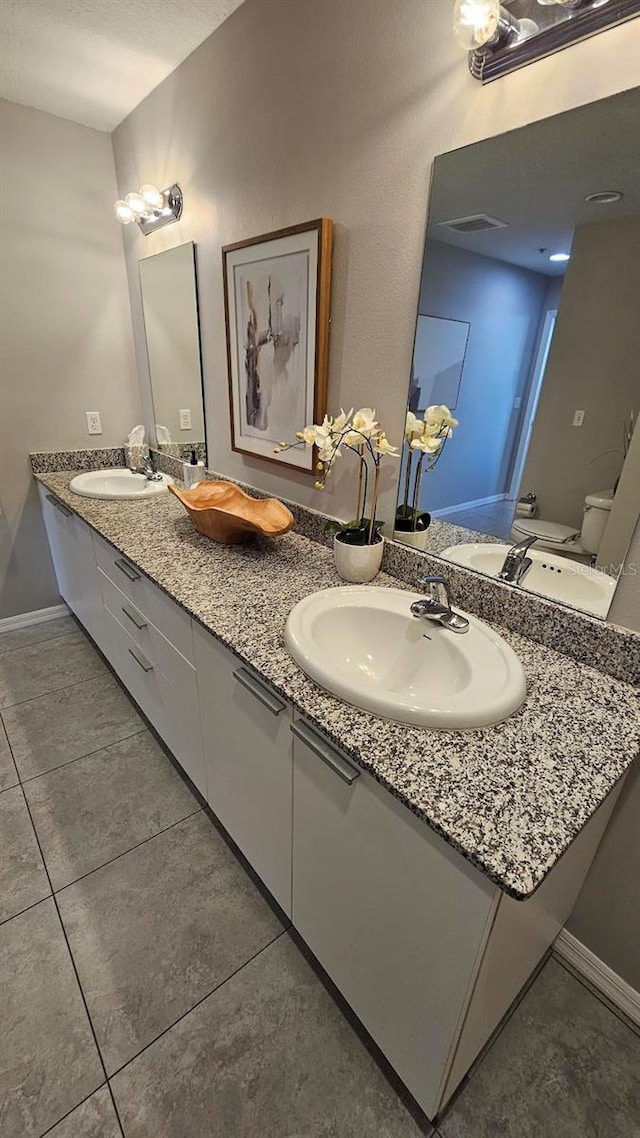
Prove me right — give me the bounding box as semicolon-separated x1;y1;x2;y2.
549;252;570;262
585;190;624;204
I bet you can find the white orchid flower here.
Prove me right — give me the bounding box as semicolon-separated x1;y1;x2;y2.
374;434;399;457
410;434;442;455
331;408;353;434
424;404;459;431
297;425;319;446
352;407;378;437
405;412;423;443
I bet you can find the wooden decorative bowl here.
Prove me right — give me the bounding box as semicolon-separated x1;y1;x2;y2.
169;480;295;544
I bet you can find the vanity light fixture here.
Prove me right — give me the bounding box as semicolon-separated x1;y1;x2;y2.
454;0;640;82
114;183;183;235
549;251;571;261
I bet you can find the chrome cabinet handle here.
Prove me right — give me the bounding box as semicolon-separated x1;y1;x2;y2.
291;720;360;784
233;667;286;716
115;559;140;582
46;494;72;518
122;604;147;631
128;646;153;673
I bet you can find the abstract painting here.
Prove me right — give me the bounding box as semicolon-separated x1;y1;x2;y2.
223;219;332;472
409;315;470;413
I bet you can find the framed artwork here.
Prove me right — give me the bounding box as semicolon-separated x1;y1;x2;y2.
409;315;470;413
222;218;333;473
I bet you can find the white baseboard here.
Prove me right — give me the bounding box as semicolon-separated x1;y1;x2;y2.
0;603;69;634
432;493;508;518
554;929;640;1027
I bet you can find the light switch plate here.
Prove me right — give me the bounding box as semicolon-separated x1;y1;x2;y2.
85;411;103;435
179;409;192;431
572;410;585;428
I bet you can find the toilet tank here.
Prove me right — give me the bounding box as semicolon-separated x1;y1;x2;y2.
580;489;614;554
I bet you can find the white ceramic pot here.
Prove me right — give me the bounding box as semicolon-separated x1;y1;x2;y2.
392;528;430;550
333;534;384;583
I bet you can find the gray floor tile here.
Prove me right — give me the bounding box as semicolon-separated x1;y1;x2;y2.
111;932;428;1138
0;715;19;791
58;811;285;1075
3;673;144;781
45;1086;121;1138
24;730;199;890
0;631;106;709
0;615;77;657
0;785;50;923
0;898;103;1138
439;958;640;1138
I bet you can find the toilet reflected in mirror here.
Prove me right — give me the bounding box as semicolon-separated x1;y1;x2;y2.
394;86;640;619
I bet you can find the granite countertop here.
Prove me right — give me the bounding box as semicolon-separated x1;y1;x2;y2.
37;472;640;901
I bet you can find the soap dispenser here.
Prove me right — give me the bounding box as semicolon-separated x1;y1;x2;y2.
183;449;205;489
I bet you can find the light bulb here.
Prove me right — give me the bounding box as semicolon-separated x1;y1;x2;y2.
139;184;164;209
452;0;500;50
549;252;570;262
125;191;149;217
114;199;135;224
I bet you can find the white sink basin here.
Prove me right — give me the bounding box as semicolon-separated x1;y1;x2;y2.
285;586;526;730
69;469;173;501
440;543;616;619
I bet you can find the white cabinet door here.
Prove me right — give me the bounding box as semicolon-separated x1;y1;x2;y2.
194;624;293;915
38;485;104;645
291;715;498;1120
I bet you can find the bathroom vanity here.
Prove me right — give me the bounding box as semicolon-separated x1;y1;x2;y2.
36;474;639;1121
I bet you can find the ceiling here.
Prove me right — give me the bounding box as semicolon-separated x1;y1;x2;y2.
0;0;245;132
427;86;640;277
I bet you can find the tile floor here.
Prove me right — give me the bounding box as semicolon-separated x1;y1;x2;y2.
437;499;517;541
1;613;638;1137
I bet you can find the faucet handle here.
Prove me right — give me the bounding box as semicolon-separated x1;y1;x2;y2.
417;574;450;607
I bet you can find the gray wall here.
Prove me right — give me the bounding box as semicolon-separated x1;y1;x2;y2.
521;215;640;531
110;0;640;543
0;98;139;618
416;240;549;513
568;763;640;987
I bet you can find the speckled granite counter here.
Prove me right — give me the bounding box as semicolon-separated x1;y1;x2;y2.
36;472;640;901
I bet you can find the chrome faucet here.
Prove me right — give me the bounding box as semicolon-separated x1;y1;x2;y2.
129;459;163;482
410;575;469;634
498;535;536;584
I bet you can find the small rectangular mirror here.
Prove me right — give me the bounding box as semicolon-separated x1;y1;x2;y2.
139;242;207;464
395;87;640;621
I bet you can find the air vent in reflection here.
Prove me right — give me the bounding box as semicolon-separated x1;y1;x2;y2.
438;214;508;233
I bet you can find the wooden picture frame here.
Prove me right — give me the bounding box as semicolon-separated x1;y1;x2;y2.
222;218;332;474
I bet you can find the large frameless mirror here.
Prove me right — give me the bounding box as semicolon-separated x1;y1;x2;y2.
394;87;640;620
139;242;207;464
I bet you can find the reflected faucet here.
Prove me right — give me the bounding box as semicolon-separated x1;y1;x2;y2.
410;575;470;634
498;536;536;584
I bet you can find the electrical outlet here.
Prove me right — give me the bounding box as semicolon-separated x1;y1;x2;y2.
85;411;102;435
572;409;585;428
179;409;192;431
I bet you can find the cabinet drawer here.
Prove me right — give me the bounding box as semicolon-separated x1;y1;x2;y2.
99;568;197;710
103;604;205;795
93;533;194;664
194;624;293;916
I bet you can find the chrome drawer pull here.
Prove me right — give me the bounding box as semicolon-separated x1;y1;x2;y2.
128;647;153;673
115;558;140;582
122;604;147;631
233;667;286;716
291;720;360;784
46;493;72;518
